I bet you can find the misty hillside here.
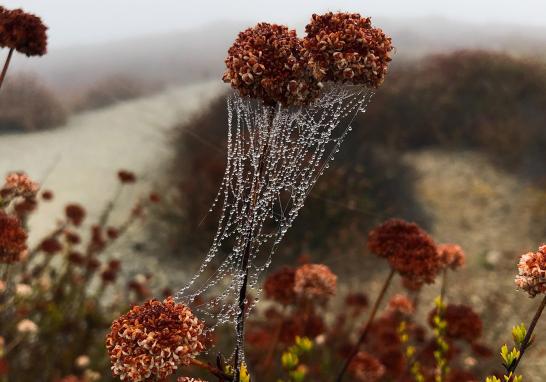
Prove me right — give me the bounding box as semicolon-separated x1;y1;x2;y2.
9;17;546;92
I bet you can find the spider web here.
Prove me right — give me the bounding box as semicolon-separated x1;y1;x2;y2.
174;84;374;357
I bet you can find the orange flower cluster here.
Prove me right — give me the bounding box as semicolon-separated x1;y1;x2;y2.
437;243;466;270
0;210;27;263
223;23;321;106
106;297;206;382
387;294;414;315
303;12;392;86
0;6;47;56
349;351;386;382
294;263;337;300
223;12;392;106
428;304;483;343
1;172;39;200
515;245;546;297
368;218;441;285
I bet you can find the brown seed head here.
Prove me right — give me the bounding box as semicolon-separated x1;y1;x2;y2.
0;7;47;56
0;211;27;263
65;204;86;226
303;12;393;87
438;243;466;270
223;22;321;106
106;297;206;381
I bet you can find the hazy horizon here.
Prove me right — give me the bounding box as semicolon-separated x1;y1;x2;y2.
2;0;546;49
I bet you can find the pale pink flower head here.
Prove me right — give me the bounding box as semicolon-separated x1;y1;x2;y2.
388;294;414;315
1;172;39;199
294;263;337;300
438;243;466;270
515;245;546;297
106;297;206;381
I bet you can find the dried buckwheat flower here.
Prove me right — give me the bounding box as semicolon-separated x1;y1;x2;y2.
515;244;546;297
106;297;205;382
65;204;86;226
0;211;27;263
264;266;297;304
438;243;466;270
293;263;337;300
349;351;386;382
0;7;47;56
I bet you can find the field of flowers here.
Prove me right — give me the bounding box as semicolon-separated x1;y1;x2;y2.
1;4;546;382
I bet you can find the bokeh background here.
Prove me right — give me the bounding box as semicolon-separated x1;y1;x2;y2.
1;0;546;380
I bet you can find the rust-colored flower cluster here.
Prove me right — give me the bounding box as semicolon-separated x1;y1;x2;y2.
223;12;392;106
303;12;393;87
515;244;546;297
0;6;47;56
106;297;206;381
438;243;466;270
294;263;337;300
1;172;39;200
0;210;27;263
349;351;386;382
264;263;337;303
368;218;441;285
428;304;483;343
223;23;321;106
387;294;414;315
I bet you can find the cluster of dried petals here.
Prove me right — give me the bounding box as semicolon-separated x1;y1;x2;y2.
0;211;27;263
515;245;546;297
118;170;136;184
302;12;393;87
428;304;483;342
368;219;441;285
438;243;466;270
264;266;297;304
0;6;47;56
223;22;321;106
106;297;205;381
293;263;337;300
387;294;414;315
65;204;86;226
1;172;39;200
349;351;386;382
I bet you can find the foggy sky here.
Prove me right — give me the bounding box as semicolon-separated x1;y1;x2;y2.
2;0;546;48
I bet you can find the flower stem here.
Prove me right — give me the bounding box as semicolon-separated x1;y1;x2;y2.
507;294;546;380
190;358;233;381
0;48;14;91
335;268;396;382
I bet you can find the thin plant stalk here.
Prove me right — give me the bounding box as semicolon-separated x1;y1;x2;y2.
507;294;546;381
233;110;274;381
0;48;14;91
336;268;396;382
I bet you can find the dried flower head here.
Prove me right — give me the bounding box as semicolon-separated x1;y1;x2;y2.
293;263;337;300
0;211;27;263
223;22;321;106
65;204;86;226
515;245;546;297
428;304;483;342
17;318;38;334
118;170;136;184
264;266;297;304
0;7;47;56
368;218;441;284
106;297;205;382
1;172;39;199
438;243;466;270
40;237;62;255
388;294;414;315
303;12;393;87
349;351;386;382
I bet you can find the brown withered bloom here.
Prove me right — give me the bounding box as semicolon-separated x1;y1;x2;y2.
223;22;321;106
387;294;414;315
515;244;546;297
65;204;86;226
349;351;386;382
368;218;441;285
41;189;53;201
118;170;136;184
428;304;483;343
438;243;466;270
293;263;337;300
0;211;27;263
0;7;47;56
303;12;393;87
106;297;206;382
40;237;62;255
264;266;297;304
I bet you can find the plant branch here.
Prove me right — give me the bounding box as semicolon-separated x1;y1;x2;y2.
0;48;14;91
335;268;396;382
190;358;233;381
